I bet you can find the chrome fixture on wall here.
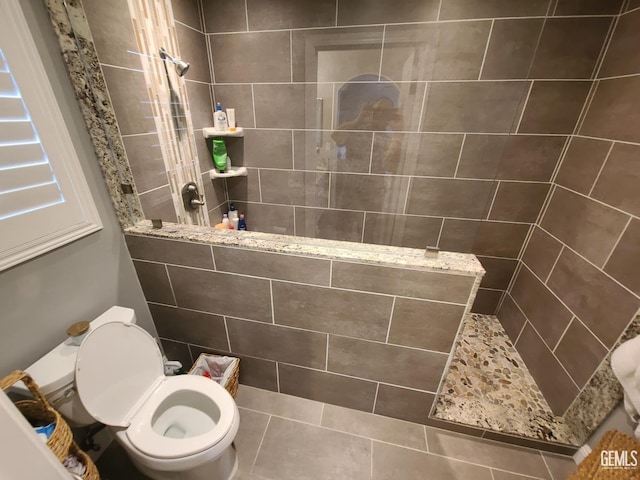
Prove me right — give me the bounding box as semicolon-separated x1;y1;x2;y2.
181;182;204;210
159;47;189;77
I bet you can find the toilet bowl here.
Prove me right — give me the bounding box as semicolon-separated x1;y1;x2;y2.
75;318;239;480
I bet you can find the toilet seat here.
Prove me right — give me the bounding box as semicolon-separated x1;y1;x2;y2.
75;322;235;459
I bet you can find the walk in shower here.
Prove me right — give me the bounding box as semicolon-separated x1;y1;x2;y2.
45;0;640;454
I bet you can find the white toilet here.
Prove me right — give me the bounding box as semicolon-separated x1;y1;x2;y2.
17;306;240;480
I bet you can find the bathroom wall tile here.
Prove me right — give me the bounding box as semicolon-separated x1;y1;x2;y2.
381;22;491;82
172;0;202;31
510;266;572;347
122;133;166;193
337;0;439;25
373;441;493;480
83;0;141;70
328;335;448;391
457;134;566;182
439;219;530;258
554;0;623;15
254;84;328;129
102;66;155;136
426;428;552;479
126;234;214;269
477;256;518;290
518;81;591;134
236;385;324;425
139;186;178;222
439;0;550;20
201;172;227;209
214;247;330;286
226;168;260;203
234;408;270;472
580;76;640;144
555;320;607;388
168;265;272;321
227;129;292;169
278;363;377;412
207;204;226;227
497;294;527;342
362;213;442;249
231;202;295;236
406;178;496;219
529;17;612;79
212;84;254;128
196;131;213;173
132;260;175;305
259;170;329;208
148;303;228;350
292;27;383;83
628;0;640;11
488;182;550;223
554;137;612;195
605;219;640;296
599;9;640;78
247;0;336;30
371;133;463;177
185;80;213;129
209;32;290;83
227;318;327;369
272;281;393;341
541;452;578;479
203;0;247;33
175;23;210;83
521;226;563;280
294;207;365;243
331;173;410;214
374;384;434;425
422;81;528;133
547;249;640;347
190;345;279;391
515;324;579;415
472;289;504;315
253;417;371;480
481;19;544;80
322;404;427;451
294;130;372;173
160;339;192;368
591;143;640;217
541;187;629;266
332;261;475;304
388;298;465;352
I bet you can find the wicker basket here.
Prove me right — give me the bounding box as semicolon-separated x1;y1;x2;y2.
0;370;99;480
188;354;240;399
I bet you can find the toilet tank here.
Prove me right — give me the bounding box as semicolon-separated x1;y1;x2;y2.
12;306;137;426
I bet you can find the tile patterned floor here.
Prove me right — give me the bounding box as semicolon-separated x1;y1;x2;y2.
96;384;577;480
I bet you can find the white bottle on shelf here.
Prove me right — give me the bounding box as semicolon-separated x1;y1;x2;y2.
228;203;239;229
215;102;228;131
222;213;230;228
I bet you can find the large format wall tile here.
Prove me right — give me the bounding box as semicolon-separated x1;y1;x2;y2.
337;0;439;25
554;320;607;388
133;261;175;305
247;0;336;30
294;130;372;173
477;256;518;290
232;202;295;235
294;207;365;242
521;227;563;280
227;129;293;169
598;9;640;78
330;174;409;214
102;66;155;135
138;186;178;223
497;294;527;342
149;303;228;350
272;281;393;341
439;0;549;20
212;84;254;128
254;84;326;129
227;318;327;369
488;182;550;223
259;170;329;208
374;384;434;424
172;0;201;31
185;81;213;129
554;0;623;15
362;213;442;249
122;133;166;192
126;235;214;269
328;335;448;391
591;143;640;217
406;178;496;219
175;22;210;83
605;219;640;296
439;219;530;258
554;137;612;195
203;0;246;33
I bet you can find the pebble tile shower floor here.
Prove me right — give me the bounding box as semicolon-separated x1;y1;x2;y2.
96;385;576;480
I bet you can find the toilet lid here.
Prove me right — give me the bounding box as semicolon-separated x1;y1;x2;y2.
75;322;164;427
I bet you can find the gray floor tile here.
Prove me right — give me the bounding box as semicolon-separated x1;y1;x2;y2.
236;385;324;424
542;452;577;480
321;403;427;451
236;408;270;472
252;416;371;480
372;441;493;480
426;429;551;479
492;470;546;480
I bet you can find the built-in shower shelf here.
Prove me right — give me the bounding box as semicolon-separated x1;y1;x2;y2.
203;127;244;138
209;167;248;179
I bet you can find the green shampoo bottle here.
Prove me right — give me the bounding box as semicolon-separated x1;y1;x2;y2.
212;138;228;172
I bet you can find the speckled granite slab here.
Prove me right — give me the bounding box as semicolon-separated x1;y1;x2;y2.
126;221;485;275
434;313;578;445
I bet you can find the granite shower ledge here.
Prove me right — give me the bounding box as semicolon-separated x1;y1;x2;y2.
126;221;485;276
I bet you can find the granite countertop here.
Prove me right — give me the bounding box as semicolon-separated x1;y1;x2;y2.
126;221;485;276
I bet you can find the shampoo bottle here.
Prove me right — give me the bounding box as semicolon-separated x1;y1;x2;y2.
228;203;239;229
237;213;247;231
212;138;228;172
215;102;228;131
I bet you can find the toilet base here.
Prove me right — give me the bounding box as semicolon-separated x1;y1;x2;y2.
128;444;238;480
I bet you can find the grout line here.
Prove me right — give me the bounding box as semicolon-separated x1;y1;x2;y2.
361;212;367;243
435;217;445;249
250;83;257;127
275;362;281;392
293;205;297;236
244;0;249;31
289;30;293;82
320;402;326;425
552;316;574;352
368;133;375;174
551;0;559;16
452;134;466;178
548;136;572;185
484;181;500;220
597;71;640;81
198;0;206;33
291;129;295;169
587;141;615;196
593;13;620;79
514;317;528;346
335;0;339;26
223;316;232;352
572;79;599;135
424;425;430;452
257;168;263;202
370;439;374;477
269;279;275;323
377;25;386;80
477;20;494;80
329;259;333;287
436;0;443;21
417;81;429;132
210;245;217;270
250;415;271;474
372;383;380;413
402;177;412;215
385;297;397;343
174;19;203;35
325;334;329;370
490;469;497;480
514;81;534;133
327;172;332;209
164;264;178;305
544;245;564;283
575;133;640;147
602;216;632;268
540;452;555;480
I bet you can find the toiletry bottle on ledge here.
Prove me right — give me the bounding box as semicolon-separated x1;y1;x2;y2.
222;213;229;228
228;203;239;229
212;138;227;172
238;213;247;231
227;108;236;131
215;102;228;131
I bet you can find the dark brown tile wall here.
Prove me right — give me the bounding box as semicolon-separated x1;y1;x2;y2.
125;233;478;424
498;6;640;415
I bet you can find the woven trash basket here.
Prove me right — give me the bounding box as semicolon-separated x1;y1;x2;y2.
188;354;240;399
